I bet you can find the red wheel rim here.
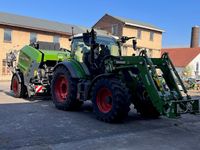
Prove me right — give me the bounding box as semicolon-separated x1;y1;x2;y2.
96;87;112;113
13;77;19;95
55;75;68;102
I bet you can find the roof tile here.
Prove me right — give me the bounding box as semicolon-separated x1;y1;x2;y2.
161;48;200;67
0;12;85;35
111;15;164;32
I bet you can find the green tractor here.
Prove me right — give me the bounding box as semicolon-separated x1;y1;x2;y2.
50;29;199;122
7;29;199;123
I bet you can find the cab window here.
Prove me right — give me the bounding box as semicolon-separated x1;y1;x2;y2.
71;36;120;62
96;36;120;56
71;38;90;62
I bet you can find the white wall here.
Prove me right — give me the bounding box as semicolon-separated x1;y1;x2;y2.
176;53;200;78
187;53;200;78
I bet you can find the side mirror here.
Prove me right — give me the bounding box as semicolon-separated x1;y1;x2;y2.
120;36;137;50
83;29;97;46
132;38;137;50
121;36;129;43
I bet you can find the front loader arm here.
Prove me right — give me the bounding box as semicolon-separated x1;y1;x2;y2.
108;50;199;117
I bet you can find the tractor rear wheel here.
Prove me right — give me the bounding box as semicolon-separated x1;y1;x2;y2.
11;74;27;98
91;78;131;123
134;84;160;118
51;66;82;110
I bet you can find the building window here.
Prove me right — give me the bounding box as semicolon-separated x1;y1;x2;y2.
53;35;60;43
196;62;199;71
111;24;118;35
150;31;154;41
4;29;12;42
2;59;11;75
30;33;37;43
196;62;199;72
137;29;142;39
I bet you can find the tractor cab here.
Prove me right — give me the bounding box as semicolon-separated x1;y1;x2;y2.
71;33;121;62
70;32;124;75
70;30;138;76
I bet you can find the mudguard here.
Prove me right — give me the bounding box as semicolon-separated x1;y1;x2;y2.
53;60;88;79
10;72;22;90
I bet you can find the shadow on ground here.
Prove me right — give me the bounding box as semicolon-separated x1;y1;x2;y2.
0;91;200;149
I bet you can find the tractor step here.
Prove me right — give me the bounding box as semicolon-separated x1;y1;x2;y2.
78;81;91;101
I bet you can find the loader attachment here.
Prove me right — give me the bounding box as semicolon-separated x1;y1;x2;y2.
143;51;199;117
109;50;199;118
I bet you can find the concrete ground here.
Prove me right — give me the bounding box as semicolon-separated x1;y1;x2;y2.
0;81;200;150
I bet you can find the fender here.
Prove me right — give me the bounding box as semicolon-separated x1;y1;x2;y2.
10;72;22;90
53;61;87;78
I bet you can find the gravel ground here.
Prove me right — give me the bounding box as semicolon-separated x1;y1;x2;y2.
0;81;200;150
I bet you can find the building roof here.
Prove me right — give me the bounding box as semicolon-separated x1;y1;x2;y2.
161;47;200;67
110;14;164;32
0;12;85;35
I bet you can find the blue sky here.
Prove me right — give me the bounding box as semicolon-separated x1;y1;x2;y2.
0;0;199;48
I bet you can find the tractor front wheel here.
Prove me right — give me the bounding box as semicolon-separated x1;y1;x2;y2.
51;66;82;110
91;78;131;123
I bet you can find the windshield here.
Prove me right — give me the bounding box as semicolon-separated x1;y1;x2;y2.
71;35;120;58
96;36;120;56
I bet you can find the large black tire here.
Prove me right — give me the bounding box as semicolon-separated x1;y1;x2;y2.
51;66;82;110
133;84;160;118
91;78;131;123
11;73;28;98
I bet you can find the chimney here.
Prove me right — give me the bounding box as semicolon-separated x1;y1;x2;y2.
190;26;199;48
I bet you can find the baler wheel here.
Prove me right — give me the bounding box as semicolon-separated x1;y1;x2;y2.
91;78;131;123
11;74;27;98
51;66;82;110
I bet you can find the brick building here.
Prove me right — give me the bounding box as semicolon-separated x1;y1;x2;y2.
0;12;164;81
0;12;85;80
93;14;164;57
